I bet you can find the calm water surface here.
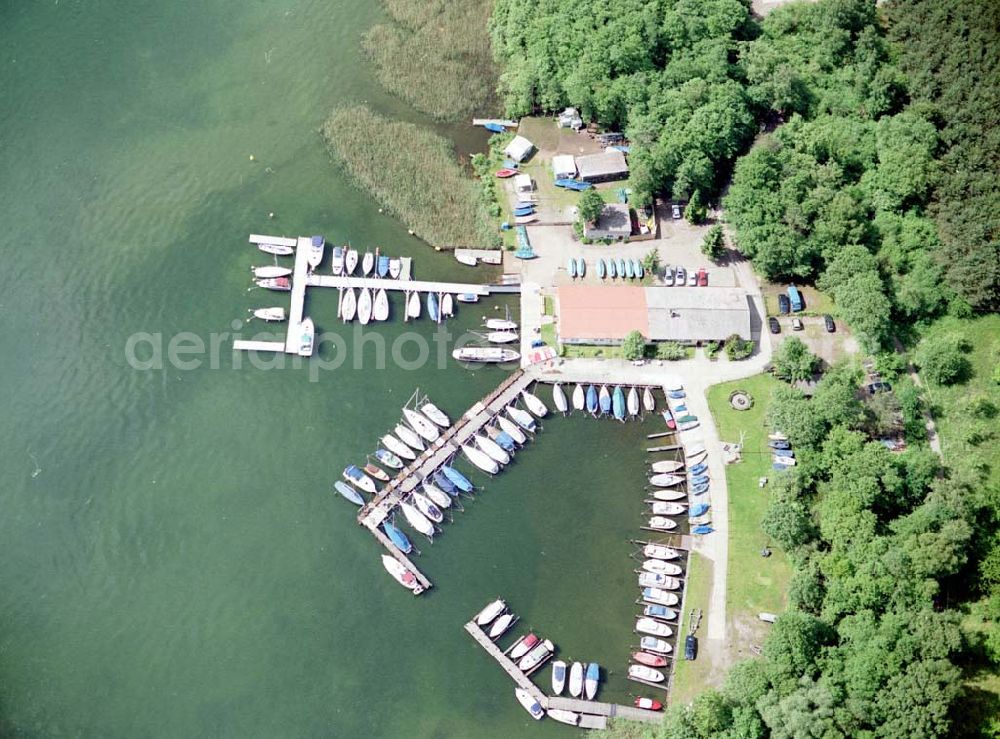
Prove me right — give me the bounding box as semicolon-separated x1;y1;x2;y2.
0;1;672;735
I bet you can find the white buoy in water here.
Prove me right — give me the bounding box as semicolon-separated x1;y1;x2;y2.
408;229;414;235
249;155;255;161
268;212;274;219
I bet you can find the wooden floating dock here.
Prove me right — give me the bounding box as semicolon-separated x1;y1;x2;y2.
647;444;681;453
232;339;287;352
285;235;312;353
546;697;662;725
464;621;546;705
309;274;491;296
249;233;297;247
472;118;519;128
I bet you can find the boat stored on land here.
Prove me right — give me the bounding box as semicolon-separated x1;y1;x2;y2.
452;347;520;363
597;259;607;279
576;258;586;277
382;554;423;594
635;697;663;711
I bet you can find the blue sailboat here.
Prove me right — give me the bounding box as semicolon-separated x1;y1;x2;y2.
433;470;458;495
515;201;534;209
427;291;440;322
612;386;626;421
608;259;617;278
383;521;413;553
667;390;686;399
377;255;390;278
691;482;710;495
576;258;586;277
442;465;474;494
586;385;599;415
513;206;535;217
690;474;710;486
494;431;516;451
567;258;577;278
597;259;607;279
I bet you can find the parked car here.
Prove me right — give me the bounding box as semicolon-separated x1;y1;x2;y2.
671;204;682;219
697;268;708;286
792;317;804;331
675;266;686;284
768;317;780;334
687;270;698;286
777;294;790;314
530;339;545;348
664;267;675;286
867;381;893;395
684;634;698;660
824;314;835;332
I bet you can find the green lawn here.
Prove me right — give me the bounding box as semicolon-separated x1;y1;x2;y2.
761;282;835;317
540;322;556;347
562;343;622;359
670;552;714;705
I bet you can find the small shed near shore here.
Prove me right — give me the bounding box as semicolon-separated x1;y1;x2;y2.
504;135;535;163
576;150;629;182
552;154;577;180
513;174;534;193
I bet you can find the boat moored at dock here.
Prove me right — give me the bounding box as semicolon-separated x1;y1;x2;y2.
381;434;416;461
644;543;682;560
343;464;377;494
307;235;325;269
253;265;292;279
420;402;449;427
462;443;499;474
255;277;291;291
628;665;664;683
475;598;506;626
636;617;673;638
520;389;548;417
506;405;536;432
569;661;584;697
572;384;585;411
403;408;440;443
382;521;412;553
334;481;364;506
400;501;435;538
551;660;567;695
298;318;315;357
515;688;544;720
382;554;424;594
394;423;424;452
251;307;286;322
639;636;672;654
585;662;600;700
547;709;580;726
497;415;527;445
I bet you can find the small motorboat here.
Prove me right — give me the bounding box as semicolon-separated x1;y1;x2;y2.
364;463;390;482
547;709;580;726
442;293;454;318
552;383;568;414
497;415;527;444
341;288;357;322
628;665;664;683
462;443;499;474
627;387;640;417
514;688;543;720
257;242;294;256
421;482;451;509
358;287;373;325
636;617;673;638
483;122;506;133
644;544;682;560
597;259;607;279
612;386;626;421
643;559;683;576
585;663;599;700
388;258;401;279
639;572;681;590
383;521;412;553
457;293;479;303
427;292;440;323
567;257;577;278
586;385;598;415
487;331;519;344
650;473;684;487
411;491;443;523
608;259;617;278
661;409;676;430
489;612;515;639
576;258;586;277
510;633;538;661
334;481;364;506
344;248;358;276
373;289;390;321
331;246;345;276
551;660;567;695
255;277;291;291
441;465;474;494
406;292;421;320
647;516;678;532
565;661;584;698
298;317;315;357
400;501;435;538
648;501;685;516
572;384;585;411
375;448;403;469
362;251;375;276
455;251;477;266
598;385;611;415
651;489;687;501
507;405;536;432
495;168;517;178
251;307;286;322
307;235;324;268
420;402;450;428
518;639;554;671
521;389;548;417
403;408;440;443
634;697;663;711
343;464;377;494
485;318;517;331
643;604;678;620
651;460;684;474
382;554;423;594
452;347;520;363
377;255;390;278
475;598;506;626
640;636;673;654
633;651;667;668
394;423;425;452
475;434;510;465
252;265;292;279
643;387;655;412
381;434;416;461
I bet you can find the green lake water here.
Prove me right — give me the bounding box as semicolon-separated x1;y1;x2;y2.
0;1;678;735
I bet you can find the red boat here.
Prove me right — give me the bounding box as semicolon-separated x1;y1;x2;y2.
634;696;663;711
632;651;668;668
495;168;517;178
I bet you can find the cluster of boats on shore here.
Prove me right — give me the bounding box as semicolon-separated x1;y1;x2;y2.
543;382;675;424
565;256;648;282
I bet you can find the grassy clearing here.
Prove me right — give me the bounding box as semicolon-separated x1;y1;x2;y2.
322;106;495;248
706;375;792;623
761;281;835;317
670;552;714;705
540;322;556;347
361;0;496;121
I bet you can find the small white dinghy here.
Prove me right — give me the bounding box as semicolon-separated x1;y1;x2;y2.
475;434;510;465
521;389;549;417
628;665;665;683
403;408;440;443
497;415;527;445
373;288;390;321
650;473;684;487
685;442;707;458
515;688;543;720
572;384;585;411
547;709;580;726
406;292;421;320
644;543;682;561
251;307;286;322
400;501;434;538
636;617;673;638
394;424;425;452
442;293;454;317
647;516;678;531
381;554;423;594
358;287;373;325
381;433;416;461
551;660;567;695
420;403;450;428
552;383;568;414
651;460;685;473
475;598;506;626
643;559;683;576
643;387;656;412
341;288;357;322
252;265;292;279
462;443;499;474
569;662;584;698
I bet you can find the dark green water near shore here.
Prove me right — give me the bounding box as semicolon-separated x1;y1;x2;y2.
0;1;672;735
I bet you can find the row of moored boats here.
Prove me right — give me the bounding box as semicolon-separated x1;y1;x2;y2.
565;256;648;281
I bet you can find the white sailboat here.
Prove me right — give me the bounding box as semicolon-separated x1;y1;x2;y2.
373;288;390;322
650;489;687;501
651;460;685;473
547;709;580;726
381;554;423;594
647;516;678;531
400;501;434;538
552;383;568;414
636;618;673;638
344;248;358;276
403;408;440;443
627;387;640;417
643;387;656;412
628;665;665;683
649;501;685;516
420;402;450;428
394;423;425;452
475;434;510;465
506;405;536;432
252;265;292;279
487;331;518;344
461;443;499;474
644;544;682;560
572;384;585;411
497;415;527;445
341;288;357;322
411;491;443;523
251;307;286;322
485;318;517;331
358;288;373;325
475;599;506;626
257;242;294;256
388;258;401;279
650;473;684;487
362;251;375;276
422;482;452;509
569;662;584;697
406;292;421;320
520;389;548;417
442;293;454;317
643;560;683;576
381;433;416;461
639;572;681;590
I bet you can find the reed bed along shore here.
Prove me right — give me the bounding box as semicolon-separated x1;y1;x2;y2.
322;105;497;248
361;0;496;121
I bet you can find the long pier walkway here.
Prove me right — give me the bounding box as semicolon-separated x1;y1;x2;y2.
309;274;490;296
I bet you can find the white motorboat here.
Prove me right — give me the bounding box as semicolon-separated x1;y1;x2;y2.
255;277;291;291
406;292;421;320
344;248;358;276
307;236;324;269
643;387;655;412
400;501;434;537
685;442;707;458
411;491;443;523
362;251;375;276
639;572;680;590
651;489;687;502
340;288;357;322
642;588;680;607
518;639;554;671
506;405;536;432
461;443;499;474
551;660;567;695
381;434;416;461
651;460;685;473
514;688;543;720
628;665;665;683
420;402;450;428
497;415;527;445
644;544;682;560
485;318;517;331
489;612;515;639
636;617;673;638
520;389;548;417
358;287;373;325
475;598;506;626
452;347;520;363
552;384;568;414
650;473;684;487
509;634;538;661
373;288;390;321
403;408;440;443
569;662;584;697
251;307;286;322
257;242;294;256
475;434;510;465
455;251;477;266
252;265;292;279
422;482;451;509
487;331;519;344
639;636;672;654
643;559;683;576
331;246;345;276
381;554;423;594
394;424;424;453
298;318;315;357
388;258;401;279
627;387;640;416
647;516;678;531
442;293;454;317
547;709;580;726
649;501;685;516
572;384;585;411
